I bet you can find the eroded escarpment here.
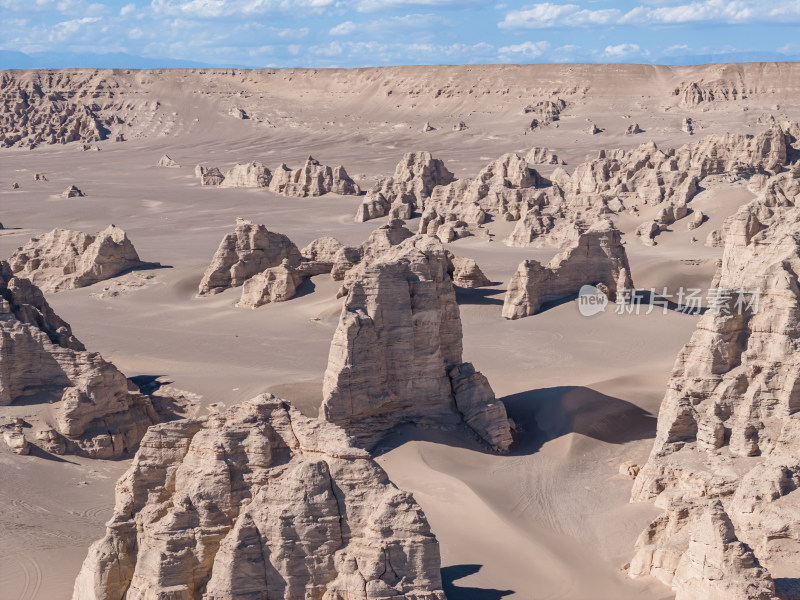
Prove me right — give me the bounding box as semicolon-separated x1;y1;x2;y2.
628;172;800;598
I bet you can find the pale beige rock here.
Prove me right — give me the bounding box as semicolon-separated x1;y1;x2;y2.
502;220;634;319
72;395;447;600
422;121;435;132
157;154;179;167
626;123;643;135
525;98;566;129
8;225;154;292
588;123;601;135
297;236;345;277
0;262;159;458
322;234;513;452
330;220;414;280
688;210;706;230
451;255;492;288
629;178;800;596
194;164;206;178
355;151;455;222
269;156;360;197
197;219;303;296
525;146;562;165
672;502;777;600
200;166;225;186
237;259;303;308
220;161;271;188
61;184;84;198
3;426;29;455
619;461;640;479
453;120;467;131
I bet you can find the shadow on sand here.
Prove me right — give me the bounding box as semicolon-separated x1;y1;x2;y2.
441;564;514;600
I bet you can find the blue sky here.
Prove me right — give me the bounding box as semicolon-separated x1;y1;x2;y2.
1;0;799;68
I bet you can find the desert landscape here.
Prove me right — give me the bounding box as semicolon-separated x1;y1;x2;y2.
2;62;800;600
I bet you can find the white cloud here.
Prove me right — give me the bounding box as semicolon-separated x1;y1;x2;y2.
603;43;640;58
498;40;549;58
151;0;335;17
329;21;356;35
129;26;144;38
499;0;800;29
48;16;102;42
121;3;137;16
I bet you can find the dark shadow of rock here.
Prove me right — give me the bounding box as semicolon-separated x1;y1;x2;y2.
442;564;514;600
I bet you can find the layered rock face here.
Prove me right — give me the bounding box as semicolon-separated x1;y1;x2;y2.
72;395;447;600
525;146;562;165
157;154;179;168
269;156;360;197
502;220;633;319
0;262;159;458
629;175;800;596
321;234;513;452
8;225;153;292
355;152;455;222
197;219;303;296
450;256;492;288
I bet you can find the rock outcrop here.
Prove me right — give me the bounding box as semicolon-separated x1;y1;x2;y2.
502;221;633;319
525;146;562;165
220;161;271;188
0;263;160;458
197;219;302;296
626;123;643;135
355;151;455;222
330;220;414;281
629;175;800;597
525;98;566;129
200;167;226;186
157;154;179;168
269;156;360;197
298;236;345;277
321;234;513;452
8;225;155;292
237;259;303;308
450;256;492;288
72;395;447;600
61;185;85;198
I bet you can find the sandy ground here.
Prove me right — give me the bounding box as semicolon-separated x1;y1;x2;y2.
1;64;799;600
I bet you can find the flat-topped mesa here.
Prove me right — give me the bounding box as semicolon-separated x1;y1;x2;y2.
420;152;543;241
197;219;303;296
502;220;633;320
628;175;800;595
269;156;360;197
157;154;179;168
330;219;415;280
8;225;155;293
355;151;456;222
220;161;271;188
0;262;158;458
321;234;513;452
72;395;447;600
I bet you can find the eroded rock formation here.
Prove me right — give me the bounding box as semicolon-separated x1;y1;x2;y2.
330;220;414;281
355;151;455;222
157;154;179;168
269;156;360;197
0;263;160;458
197;219;302;296
9;225;154;292
629;174;800;597
450;256;492;288
502;220;633;319
322;234;513;452
72;395;447;600
237;259;303;308
221;161;271;188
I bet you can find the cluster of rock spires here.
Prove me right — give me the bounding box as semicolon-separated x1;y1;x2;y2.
198;156;360;197
502;220;634;319
8;225;156;292
524;98;566;130
72;395;447;600
0;261;162;458
627;170;800;599
355;151;455;222
322;234;513;452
